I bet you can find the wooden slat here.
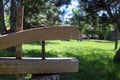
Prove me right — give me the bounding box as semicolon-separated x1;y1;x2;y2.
0;57;79;74
0;26;79;50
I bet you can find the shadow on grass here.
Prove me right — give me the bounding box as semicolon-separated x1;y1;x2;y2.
0;50;15;57
24;41;60;46
60;48;120;80
92;40;114;43
23;50;58;57
0;75;17;80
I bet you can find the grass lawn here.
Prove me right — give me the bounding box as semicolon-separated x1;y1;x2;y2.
0;39;120;80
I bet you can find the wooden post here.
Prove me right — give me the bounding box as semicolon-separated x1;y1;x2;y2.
16;6;24;59
16;6;24;79
42;41;45;60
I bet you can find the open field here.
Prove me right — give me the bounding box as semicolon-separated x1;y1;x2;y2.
0;39;120;80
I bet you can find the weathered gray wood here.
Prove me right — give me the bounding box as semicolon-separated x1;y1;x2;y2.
0;26;79;50
0;57;79;74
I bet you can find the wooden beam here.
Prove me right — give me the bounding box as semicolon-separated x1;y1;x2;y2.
0;57;79;74
16;6;24;59
0;26;79;50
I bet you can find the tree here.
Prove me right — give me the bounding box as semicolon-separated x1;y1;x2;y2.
10;0;17;32
75;0;120;50
0;0;7;34
70;0;120;62
0;0;17;34
1;0;70;32
17;0;71;29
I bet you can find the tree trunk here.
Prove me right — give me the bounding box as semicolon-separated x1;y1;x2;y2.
103;34;107;40
105;6;119;50
114;27;119;50
10;0;17;32
99;33;104;40
0;0;7;35
114;48;120;63
7;0;17;52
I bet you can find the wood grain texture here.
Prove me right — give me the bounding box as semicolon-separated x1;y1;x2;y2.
0;26;79;50
0;57;79;74
16;6;24;59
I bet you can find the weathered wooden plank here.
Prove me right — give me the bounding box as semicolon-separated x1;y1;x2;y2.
0;57;79;74
0;26;79;50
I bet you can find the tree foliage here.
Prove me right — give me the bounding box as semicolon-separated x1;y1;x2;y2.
17;0;71;28
0;0;71;33
70;0;120;49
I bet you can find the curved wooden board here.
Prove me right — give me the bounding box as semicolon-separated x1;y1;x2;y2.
0;26;79;50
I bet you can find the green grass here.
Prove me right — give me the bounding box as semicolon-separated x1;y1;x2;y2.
0;39;120;80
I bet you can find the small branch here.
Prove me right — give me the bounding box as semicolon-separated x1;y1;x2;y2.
83;8;103;20
3;0;9;6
